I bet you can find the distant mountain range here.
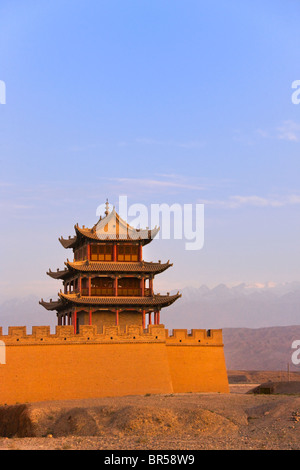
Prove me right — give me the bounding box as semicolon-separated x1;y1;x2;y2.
1;282;299;333
165;282;300;330
0;295;56;334
223;326;300;371
0;283;299;371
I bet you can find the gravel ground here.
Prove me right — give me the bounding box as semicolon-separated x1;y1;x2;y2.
0;390;300;450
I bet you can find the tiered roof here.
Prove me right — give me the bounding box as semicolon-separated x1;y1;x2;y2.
59;207;160;248
47;260;172;280
40;292;181;311
40;202;181;315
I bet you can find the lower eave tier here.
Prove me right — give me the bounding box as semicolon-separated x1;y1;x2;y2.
47;260;172;279
39;292;181;312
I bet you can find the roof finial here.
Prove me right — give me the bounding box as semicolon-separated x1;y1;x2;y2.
105;198;110;216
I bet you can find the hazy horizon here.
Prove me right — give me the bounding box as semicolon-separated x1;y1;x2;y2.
1;280;299;335
0;1;299;320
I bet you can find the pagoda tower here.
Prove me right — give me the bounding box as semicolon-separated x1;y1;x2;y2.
40;201;181;333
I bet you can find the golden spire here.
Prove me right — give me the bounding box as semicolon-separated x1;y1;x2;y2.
105;199;110;217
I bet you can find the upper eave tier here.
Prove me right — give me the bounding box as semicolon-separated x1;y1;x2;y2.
59;208;160;249
47;260;172;279
39;292;181;311
59;236;77;249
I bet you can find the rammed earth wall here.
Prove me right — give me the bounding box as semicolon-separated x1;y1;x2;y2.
0;325;229;405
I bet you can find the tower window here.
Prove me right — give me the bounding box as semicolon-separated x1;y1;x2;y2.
117;245;138;262
91;244;112;261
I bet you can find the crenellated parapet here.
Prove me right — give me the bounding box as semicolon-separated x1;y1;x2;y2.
0;325;224;346
0;324;167;345
165;328;224;346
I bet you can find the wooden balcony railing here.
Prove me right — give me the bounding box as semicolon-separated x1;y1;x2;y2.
118;288;140;297
91;288;114;296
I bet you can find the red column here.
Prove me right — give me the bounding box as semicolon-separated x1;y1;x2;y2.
149;277;153;295
116;309;119;326
149;312;152;325
73;310;77;334
154;312;157;325
139;244;142;261
113;244;117;261
114;277;118;296
89;308;92;325
142;310;146;329
157;310;160;325
140;277;145;297
87;244;90;260
88;277;91;296
79;276;82;294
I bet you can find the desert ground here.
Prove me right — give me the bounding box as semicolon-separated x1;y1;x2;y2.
0;371;300;451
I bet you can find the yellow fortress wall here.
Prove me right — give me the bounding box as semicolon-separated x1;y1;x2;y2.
0;324;229;405
166;329;229;393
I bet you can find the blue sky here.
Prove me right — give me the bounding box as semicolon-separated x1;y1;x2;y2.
0;0;300;299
